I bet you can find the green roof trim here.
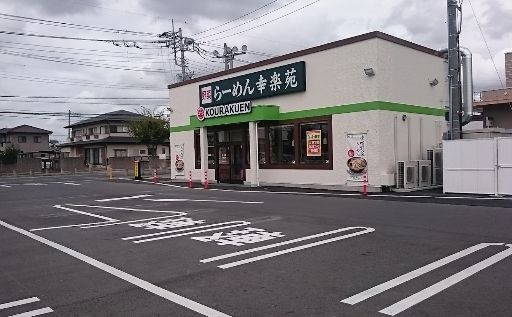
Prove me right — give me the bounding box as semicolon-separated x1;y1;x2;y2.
170;101;445;132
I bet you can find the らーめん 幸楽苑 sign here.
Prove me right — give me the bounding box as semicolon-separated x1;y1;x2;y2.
199;61;306;107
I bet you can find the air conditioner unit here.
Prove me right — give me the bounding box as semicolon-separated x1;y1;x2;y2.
396;161;418;189
417;160;432;187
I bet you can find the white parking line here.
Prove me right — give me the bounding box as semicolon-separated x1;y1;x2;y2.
30;220;116;231
0;219;231;317
128;222;251;244
0;297;39;310
22;183;47;186
10;307;53;317
53;205;117;222
0;184;11;188
218;227;375;269
201;227;369;264
144;198;263;204
341;243;503;305
379;244;512;316
95;194;152;202
66;204;185;214
81;215;186;229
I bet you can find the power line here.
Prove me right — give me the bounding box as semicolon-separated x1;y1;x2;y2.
0;73;165;91
0;96;167;100
0;12;156;36
0;49;168;72
0;100;167;106
192;0;278;36
196;0;300;40
207;0;321;42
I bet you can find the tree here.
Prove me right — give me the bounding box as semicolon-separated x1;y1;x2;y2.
128;107;169;156
49;139;60;152
0;144;19;164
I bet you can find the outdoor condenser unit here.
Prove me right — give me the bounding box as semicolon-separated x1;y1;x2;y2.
417;160;432;187
396;161;418;189
427;148;443;186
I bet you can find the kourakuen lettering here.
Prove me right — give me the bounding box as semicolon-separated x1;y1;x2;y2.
197;101;252;121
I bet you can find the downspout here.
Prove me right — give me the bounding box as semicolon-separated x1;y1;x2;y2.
459;47;473;126
439;47;473;126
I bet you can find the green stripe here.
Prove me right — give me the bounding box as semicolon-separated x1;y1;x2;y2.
170;101;445;132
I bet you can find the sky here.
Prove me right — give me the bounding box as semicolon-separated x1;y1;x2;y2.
0;0;510;141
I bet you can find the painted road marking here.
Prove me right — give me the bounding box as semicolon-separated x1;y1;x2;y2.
216;227;375;269
201;227;367;264
95;194;153;202
66;204;185;214
144;198;264;204
81;215;187;229
10;307;53;317
53;205;117;222
0;219;231;317
22;183;47;186
0;184;11;188
380;244;512;316
50;181;80;186
30;220;117;232
0;297;40;310
341;243;503;305
127;222;252;244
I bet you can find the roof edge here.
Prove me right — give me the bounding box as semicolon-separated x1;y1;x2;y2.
167;31;443;89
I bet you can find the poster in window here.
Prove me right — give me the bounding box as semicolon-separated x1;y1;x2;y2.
174;144;185;176
306;130;322;157
346;133;367;182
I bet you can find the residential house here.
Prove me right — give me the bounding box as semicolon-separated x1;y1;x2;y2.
60;110;169;165
0;125;52;155
474;52;512;129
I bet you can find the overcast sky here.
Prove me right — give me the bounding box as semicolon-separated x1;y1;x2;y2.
0;0;510;141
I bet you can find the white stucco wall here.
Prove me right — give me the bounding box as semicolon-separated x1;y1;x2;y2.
168;33;448;189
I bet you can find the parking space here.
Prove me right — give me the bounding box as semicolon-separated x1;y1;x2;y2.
0;175;511;316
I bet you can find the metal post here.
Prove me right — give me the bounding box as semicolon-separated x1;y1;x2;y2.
179;28;186;81
223;43;229;70
447;0;462;140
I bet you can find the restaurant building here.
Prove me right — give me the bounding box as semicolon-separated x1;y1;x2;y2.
168;31;447;190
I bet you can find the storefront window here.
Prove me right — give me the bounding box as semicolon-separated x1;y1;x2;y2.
259;116;332;169
299;122;329;164
269;124;295;164
194;130;216;169
258;127;266;164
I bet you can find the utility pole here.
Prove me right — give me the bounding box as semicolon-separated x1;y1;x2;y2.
158;21;199;82
213;43;248;70
68;109;71;140
447;0;462;140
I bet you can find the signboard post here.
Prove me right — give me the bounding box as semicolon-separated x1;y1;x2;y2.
346;133;368;183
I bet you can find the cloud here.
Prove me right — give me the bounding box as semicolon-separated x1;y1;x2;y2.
13;0;100;16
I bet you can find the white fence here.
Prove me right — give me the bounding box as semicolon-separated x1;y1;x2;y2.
443;137;512;195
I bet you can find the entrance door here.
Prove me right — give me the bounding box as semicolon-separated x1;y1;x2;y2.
217;143;244;184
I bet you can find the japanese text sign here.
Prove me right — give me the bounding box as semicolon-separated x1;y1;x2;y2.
199;61;306;107
306;130;322;157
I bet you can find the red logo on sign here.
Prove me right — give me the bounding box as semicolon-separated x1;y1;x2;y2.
197;107;205;121
348;149;355;157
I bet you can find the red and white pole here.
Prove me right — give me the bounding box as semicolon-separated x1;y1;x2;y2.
362;173;368;196
188;171;192;188
203;170;208;189
152;169;158;183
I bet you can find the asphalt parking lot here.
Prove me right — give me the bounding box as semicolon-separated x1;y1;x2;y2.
0;174;511;316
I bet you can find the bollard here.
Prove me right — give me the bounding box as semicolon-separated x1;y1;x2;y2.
203;170;208;189
29;169;33;176
152;169;158;183
362;174;368;196
188;171;192;188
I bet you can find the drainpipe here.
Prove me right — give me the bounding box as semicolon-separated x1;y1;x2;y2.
439;47;473;127
459;47;473;126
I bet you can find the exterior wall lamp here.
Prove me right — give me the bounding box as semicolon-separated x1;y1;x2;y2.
429;78;439;86
364;68;375;77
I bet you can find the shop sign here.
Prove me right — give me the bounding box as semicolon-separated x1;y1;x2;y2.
174;143;185;176
197;101;251;121
199;61;306;107
306;130;322;156
346;133;368;182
